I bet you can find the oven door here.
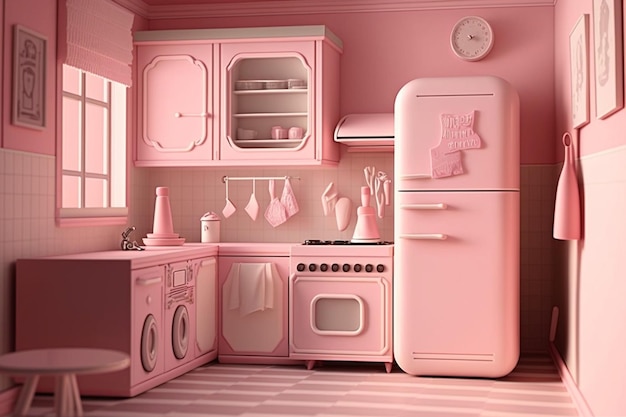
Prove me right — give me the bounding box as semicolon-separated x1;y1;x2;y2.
289;274;391;359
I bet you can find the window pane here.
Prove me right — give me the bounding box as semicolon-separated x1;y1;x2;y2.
62;175;81;208
85;72;107;102
62;97;81;171
85;177;107;208
63;65;81;95
85;103;108;175
110;82;127;208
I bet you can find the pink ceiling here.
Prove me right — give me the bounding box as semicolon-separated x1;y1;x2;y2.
142;0;272;3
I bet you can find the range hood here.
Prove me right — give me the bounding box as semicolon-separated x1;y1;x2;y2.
334;113;394;151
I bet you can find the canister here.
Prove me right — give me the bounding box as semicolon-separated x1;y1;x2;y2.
200;212;220;242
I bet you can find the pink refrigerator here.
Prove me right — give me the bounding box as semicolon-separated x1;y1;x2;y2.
393;76;520;378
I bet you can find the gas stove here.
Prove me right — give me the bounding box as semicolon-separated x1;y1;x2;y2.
289;238;394;371
291;240;394;270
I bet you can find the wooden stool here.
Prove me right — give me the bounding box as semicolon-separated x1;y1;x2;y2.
0;348;130;417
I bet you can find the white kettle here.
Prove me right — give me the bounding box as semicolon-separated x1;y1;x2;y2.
200;212;220;243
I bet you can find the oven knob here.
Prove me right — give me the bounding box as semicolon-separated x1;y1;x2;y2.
297;263;306;272
354;264;362;272
365;264;374;273
342;263;351;272
320;263;328;272
376;264;385;273
332;263;340;272
309;263;317;272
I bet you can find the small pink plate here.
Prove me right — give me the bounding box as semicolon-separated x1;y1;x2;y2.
146;232;179;239
142;237;185;246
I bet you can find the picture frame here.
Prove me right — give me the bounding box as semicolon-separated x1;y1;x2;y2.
593;0;623;119
570;14;590;129
12;24;46;130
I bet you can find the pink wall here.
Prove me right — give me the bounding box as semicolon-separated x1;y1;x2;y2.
149;6;557;165
554;0;626;416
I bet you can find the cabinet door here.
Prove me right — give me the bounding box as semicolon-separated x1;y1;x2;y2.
219;41;319;164
136;44;215;166
195;257;217;357
218;256;289;357
394;191;519;377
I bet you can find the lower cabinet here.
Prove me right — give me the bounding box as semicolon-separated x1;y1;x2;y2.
218;253;292;363
15;246;217;397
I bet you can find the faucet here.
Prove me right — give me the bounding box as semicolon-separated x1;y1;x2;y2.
121;226;144;251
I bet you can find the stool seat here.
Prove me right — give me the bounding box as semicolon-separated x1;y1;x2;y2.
0;348;130;417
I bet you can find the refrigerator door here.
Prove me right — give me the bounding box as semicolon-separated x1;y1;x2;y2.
393;190;519;377
395;76;519;191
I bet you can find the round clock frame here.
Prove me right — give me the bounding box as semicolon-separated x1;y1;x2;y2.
450;16;494;62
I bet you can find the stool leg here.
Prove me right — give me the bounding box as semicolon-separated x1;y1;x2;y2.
55;374;74;416
14;375;39;416
69;374;83;417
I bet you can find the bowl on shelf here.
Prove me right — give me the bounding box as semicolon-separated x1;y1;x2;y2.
263;80;288;89
287;79;307;89
237;128;258;140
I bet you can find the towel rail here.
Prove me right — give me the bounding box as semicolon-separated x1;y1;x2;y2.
222;175;301;183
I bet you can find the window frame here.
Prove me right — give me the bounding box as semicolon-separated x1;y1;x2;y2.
56;64;129;227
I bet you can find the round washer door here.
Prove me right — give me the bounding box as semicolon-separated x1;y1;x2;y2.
172;305;189;359
141;314;159;372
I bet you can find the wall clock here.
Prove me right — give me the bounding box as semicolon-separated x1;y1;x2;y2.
450;16;494;61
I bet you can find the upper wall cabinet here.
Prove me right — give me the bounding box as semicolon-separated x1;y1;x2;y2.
134;26;343;167
135;44;216;166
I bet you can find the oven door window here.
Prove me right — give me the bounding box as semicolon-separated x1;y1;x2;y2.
311;294;364;335
290;275;391;356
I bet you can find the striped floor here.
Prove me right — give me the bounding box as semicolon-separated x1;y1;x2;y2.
25;354;579;417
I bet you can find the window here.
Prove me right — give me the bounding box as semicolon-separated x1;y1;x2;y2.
58;65;127;225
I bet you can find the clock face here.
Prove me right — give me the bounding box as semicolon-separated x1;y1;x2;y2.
450;16;494;61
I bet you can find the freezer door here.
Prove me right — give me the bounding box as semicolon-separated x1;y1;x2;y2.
393;191;519;377
395;76;519;191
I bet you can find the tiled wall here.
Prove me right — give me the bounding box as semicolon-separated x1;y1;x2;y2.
520;164;560;352
0;148;557;392
130;149;395;244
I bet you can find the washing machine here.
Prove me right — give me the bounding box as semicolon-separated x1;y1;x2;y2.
164;260;196;371
133;265;166;385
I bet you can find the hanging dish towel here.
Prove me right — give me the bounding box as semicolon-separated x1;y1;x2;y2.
280;178;299;218
227;263;276;317
265;179;288;227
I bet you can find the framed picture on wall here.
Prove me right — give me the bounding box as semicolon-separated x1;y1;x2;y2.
11;24;46;130
570;14;590;128
593;0;623;119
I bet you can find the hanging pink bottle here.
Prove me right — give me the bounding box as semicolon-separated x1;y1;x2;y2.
553;132;581;240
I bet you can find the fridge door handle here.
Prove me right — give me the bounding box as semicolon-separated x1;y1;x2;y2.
400;203;448;210
400;174;431;180
399;233;448;240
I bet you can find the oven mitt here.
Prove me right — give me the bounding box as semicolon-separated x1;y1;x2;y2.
265;179;288;227
280;178;299;218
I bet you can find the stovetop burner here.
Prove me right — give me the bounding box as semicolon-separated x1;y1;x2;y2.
303;239;393;246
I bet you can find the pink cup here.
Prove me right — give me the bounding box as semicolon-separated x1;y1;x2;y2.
271;126;288;140
288;127;304;139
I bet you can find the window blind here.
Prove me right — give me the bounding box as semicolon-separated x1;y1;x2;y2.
66;0;134;86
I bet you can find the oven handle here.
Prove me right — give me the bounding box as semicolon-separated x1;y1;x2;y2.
400;203;448;210
310;294;365;336
399;233;448;240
